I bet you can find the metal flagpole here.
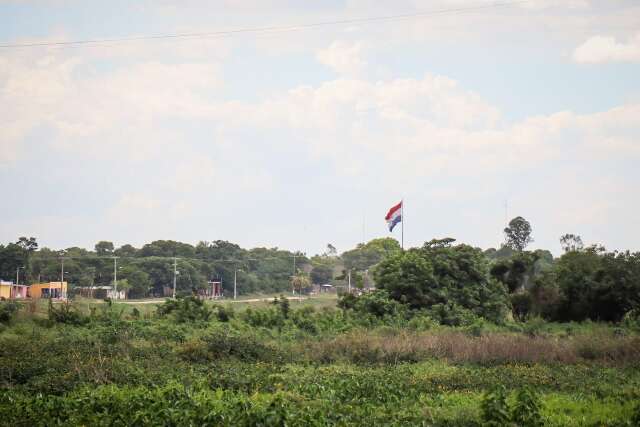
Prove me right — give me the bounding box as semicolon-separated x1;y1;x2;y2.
401;198;404;250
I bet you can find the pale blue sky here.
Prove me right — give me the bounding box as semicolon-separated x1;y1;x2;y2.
1;0;639;255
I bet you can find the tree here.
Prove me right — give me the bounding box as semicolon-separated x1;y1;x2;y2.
16;237;38;283
290;272;311;294
310;264;333;284
504;217;533;251
374;240;510;323
114;244;138;257
0;244;25;282
94;241;115;256
140;240;195;258
559;234;584;253
120;266;151;298
325;244;337;257
554;246;640;322
16;237;38;252
341;238;401;271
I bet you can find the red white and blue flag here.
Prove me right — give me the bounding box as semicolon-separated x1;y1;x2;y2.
385;201;403;232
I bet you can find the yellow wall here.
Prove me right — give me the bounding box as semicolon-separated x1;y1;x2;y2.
0;284;10;299
30;282;67;298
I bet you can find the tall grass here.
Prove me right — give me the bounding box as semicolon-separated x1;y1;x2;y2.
303;330;640;366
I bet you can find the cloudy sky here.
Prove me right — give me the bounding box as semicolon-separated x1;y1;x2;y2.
1;0;639;255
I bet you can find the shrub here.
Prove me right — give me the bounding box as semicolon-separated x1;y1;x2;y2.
156;296;211;322
480;385;510;426
481;386;543;427
337;293;357;310
178;328;282;363
407;314;438;331
0;300;18;323
425;302;480;327
213;304;235;322
511;387;543;427
510;292;533;322
351;290;405;318
48;300;89;325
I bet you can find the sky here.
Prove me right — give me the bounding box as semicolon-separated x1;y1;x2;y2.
1;0;639;256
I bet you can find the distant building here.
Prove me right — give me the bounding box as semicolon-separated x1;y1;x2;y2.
312;283;335;294
205;281;223;299
75;286;125;300
0;280;29;299
29;282;68;299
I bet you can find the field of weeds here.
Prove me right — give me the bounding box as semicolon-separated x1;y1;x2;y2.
0;298;639;426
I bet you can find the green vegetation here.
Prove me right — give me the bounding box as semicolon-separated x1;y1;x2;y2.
1;294;639;426
1;219;640;424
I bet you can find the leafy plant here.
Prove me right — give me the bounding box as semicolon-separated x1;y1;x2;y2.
481;385;511;426
511;387;543;427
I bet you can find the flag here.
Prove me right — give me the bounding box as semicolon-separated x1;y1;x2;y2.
385;201;402;232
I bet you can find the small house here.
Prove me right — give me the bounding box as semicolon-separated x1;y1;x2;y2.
75;286;125;300
29;282;68;299
0;280;29;299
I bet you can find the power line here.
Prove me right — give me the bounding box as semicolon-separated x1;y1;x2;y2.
0;1;529;49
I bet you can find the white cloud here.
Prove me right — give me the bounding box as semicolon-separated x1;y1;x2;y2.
316;41;368;76
0;47;223;167
573;32;640;63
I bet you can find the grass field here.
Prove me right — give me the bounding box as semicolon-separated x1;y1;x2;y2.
1;296;638;426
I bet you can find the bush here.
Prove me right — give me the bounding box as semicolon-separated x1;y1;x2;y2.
156;296;211;322
213;304;235;322
481;386;543;427
0;300;18;323
511;387;544;427
480;385;510;426
510;292;533;322
425;302;480;327
374;241;511;323
48;301;89;325
407;314;438;331
177;327;283;363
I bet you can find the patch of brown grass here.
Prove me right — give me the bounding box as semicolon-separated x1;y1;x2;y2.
303;330;640;366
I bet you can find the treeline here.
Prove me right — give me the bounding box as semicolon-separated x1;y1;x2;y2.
0;236;405;298
0;239;309;297
344;218;640;324
2;215;640;318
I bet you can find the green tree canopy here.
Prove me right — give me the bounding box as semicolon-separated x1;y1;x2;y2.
94;241;115;256
504;216;533;251
374;239;510;323
341;237;401;271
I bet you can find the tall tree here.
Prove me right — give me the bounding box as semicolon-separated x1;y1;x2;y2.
16;237;38;252
374;239;510;323
94;241;115;256
504;216;533;251
559;234;584;253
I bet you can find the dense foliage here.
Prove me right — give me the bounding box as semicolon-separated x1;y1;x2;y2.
374;239;510;324
1;238;310;297
0;298;639;426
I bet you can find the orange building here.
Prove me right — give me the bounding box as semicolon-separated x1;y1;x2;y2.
29;282;68;299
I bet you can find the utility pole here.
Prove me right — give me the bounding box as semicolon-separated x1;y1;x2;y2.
172;257;177;299
348;269;351;294
233;268;238;300
113;256;119;299
16;266;23;286
292;253;297;296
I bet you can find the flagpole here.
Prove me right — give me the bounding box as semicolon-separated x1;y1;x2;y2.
401;198;404;250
